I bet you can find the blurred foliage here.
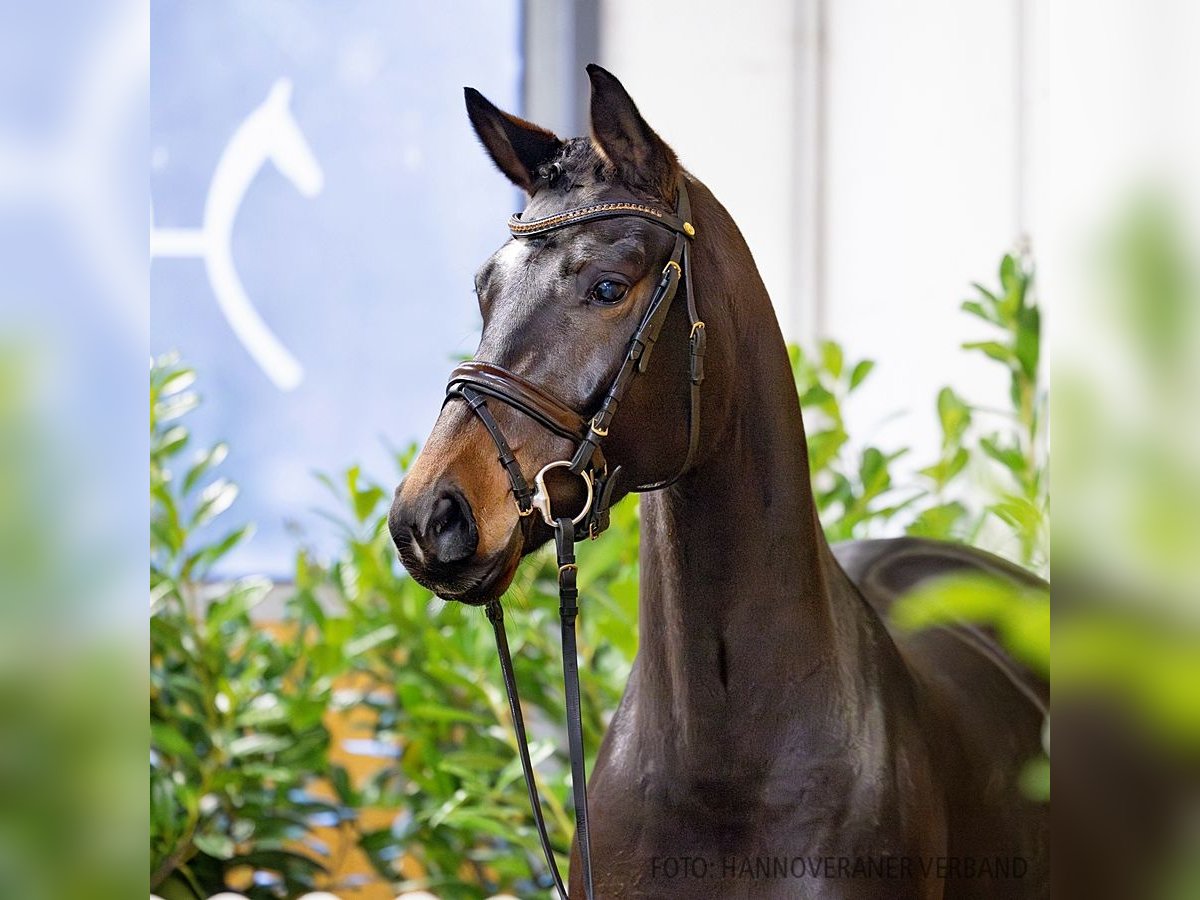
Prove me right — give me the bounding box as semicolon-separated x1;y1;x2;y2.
151;355;350;899
788;340;913;541
792;252;1047;571
151;252;1053;897
1;346;141;900
150;355;640;898
1058;195;1200;751
287;456;639;897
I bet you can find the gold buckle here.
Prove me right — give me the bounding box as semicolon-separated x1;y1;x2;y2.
690;320;706;339
590;415;609;437
663;260;681;278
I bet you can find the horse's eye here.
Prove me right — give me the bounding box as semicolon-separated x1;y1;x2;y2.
589;279;628;305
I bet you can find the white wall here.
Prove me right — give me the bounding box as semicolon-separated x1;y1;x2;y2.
598;0;805;336
599;0;1029;463
819;0;1023;458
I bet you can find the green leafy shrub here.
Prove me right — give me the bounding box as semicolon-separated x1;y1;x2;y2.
913;253;1047;569
287;457;640;897
149;359;641;898
150;252;1051;896
152;355;353;898
794;252;1047;570
790;340;914;541
888;253;1050;797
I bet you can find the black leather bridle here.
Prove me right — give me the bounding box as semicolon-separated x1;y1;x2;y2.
443;174;704;899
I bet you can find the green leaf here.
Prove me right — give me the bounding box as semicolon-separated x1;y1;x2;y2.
980;437;1027;475
228;733;291;757
183;524;254;578
205;576;271;630
800;384;834;407
962;340;1013;366
193;831;236;860
961;298;1000;325
395;441;419;473
848;359;875;391
892;573;1049;674
1015;305;1041;379
999;253;1019;293
353;484;386;524
946;446;970;480
858;447;889;496
989;495;1044;541
820;340;844;379
151;721;197;763
155;391;200;424
155;425;190;459
806;429;847;474
968;281;999;304
406;704;491;725
905;502;968;539
183;442;228;495
190;477;238;528
918;446;970;488
158;368;197;398
936;387;971;444
344;624;399;657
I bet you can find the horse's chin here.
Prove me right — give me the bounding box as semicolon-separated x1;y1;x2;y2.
432;544;523;607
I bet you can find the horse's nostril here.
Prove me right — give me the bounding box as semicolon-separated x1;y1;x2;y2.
430;495;455;534
418;487;478;566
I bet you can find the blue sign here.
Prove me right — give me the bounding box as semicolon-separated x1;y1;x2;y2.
151;2;522;575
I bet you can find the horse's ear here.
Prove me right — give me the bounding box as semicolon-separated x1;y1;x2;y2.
586;64;678;198
464;87;562;193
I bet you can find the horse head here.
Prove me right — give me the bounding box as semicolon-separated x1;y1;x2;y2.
390;66;729;605
259;78;324;198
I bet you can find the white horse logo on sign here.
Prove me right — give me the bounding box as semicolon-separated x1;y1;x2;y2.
152;78;324;391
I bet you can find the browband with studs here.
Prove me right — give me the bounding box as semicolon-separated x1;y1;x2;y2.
509;200;694;239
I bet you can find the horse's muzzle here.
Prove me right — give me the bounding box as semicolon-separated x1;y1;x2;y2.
389;479;518;605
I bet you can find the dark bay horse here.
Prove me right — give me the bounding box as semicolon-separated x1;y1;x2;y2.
390;66;1048;899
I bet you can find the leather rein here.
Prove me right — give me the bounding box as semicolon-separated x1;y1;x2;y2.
442;175;703;899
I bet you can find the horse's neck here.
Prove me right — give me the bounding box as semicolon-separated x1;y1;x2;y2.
633;198;878;781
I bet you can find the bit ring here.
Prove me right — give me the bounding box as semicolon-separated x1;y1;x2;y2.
531;461;594;527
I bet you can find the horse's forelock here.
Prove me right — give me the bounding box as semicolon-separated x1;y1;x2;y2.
525;137;671;213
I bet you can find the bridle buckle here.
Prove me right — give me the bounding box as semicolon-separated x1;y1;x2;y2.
531;460;594;528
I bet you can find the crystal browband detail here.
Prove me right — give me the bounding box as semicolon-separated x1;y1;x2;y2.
508;201;674;236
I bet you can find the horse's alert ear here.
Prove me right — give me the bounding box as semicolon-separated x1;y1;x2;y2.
464;87;562;193
586;64;678;199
